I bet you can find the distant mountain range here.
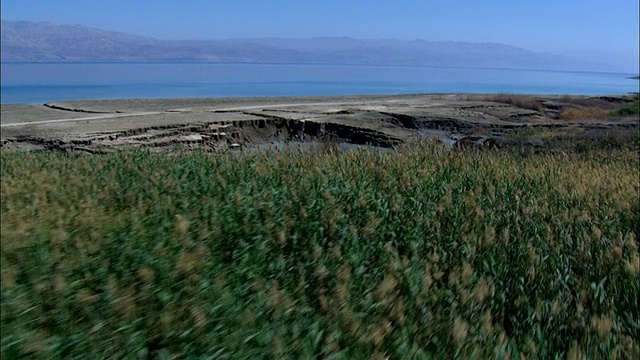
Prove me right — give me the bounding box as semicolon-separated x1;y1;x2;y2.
0;20;628;72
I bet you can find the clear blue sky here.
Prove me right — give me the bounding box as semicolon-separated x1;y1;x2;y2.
2;0;638;56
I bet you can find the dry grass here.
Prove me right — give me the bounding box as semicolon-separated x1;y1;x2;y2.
560;107;609;121
485;93;545;112
507;126;639;152
558;96;620;110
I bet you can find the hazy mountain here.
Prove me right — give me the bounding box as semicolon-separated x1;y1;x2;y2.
0;21;304;63
554;49;639;74
0;20;622;72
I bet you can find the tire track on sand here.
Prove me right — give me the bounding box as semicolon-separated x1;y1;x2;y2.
0;101;364;127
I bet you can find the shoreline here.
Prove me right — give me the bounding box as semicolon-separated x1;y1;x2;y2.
1;91;638;107
1;93;638;153
2;63;637;104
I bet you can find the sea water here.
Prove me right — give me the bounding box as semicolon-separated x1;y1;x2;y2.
1;62;637;104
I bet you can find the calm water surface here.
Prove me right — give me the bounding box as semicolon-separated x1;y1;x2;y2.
1;63;636;104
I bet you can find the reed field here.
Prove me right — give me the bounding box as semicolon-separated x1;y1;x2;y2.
1;142;639;359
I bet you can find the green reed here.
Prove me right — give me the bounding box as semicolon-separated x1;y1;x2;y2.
1;142;638;358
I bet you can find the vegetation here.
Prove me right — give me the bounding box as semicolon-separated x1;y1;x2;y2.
1;143;639;358
557;96;621;111
485;93;639;120
609;102;640;117
560;107;609;121
505;127;639;154
560;95;639;120
484;94;545;112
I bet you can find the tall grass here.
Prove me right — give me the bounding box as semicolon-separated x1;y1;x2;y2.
560;94;639;120
610;102;640;117
1;143;638;358
560;107;609;121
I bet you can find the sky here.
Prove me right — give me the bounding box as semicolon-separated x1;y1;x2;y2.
2;0;639;61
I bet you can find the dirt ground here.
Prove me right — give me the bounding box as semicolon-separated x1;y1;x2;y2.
1;94;637;153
